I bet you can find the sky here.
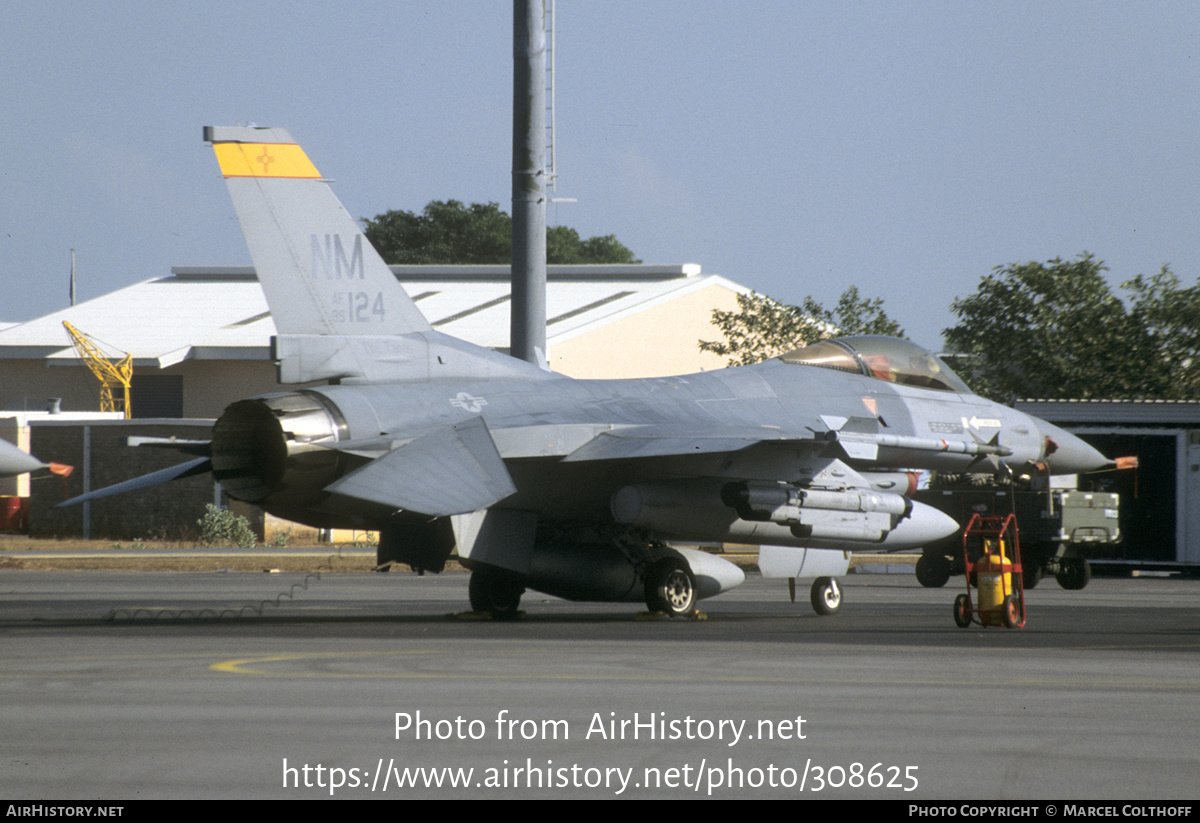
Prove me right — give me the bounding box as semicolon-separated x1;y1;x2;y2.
3;1;1199;349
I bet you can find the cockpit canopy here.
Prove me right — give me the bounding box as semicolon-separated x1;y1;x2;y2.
778;336;973;393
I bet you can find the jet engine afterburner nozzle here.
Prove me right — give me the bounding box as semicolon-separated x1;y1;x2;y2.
211;391;347;505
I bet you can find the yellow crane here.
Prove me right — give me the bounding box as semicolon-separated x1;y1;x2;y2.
62;321;132;418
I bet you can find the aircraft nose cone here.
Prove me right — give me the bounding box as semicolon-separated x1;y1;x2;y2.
0;439;47;477
1038;421;1112;475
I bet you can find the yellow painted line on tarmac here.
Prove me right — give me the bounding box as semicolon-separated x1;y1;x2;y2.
210;650;444;676
206;647;1200;688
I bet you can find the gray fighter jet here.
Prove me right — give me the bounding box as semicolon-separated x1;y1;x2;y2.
0;438;47;478
64;126;1110;618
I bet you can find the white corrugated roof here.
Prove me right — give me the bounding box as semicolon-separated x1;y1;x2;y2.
0;264;747;367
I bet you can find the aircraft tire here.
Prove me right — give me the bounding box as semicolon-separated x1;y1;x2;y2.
810;577;842;616
1056;558;1091;590
645;558;696;616
468;568;524;619
953;594;972;628
915;553;951;588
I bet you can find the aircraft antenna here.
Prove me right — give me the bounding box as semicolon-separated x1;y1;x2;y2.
545;0;557;193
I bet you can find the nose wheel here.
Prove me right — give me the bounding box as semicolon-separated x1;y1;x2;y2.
810;577;842;616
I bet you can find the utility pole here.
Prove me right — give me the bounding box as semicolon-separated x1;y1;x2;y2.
510;0;547;366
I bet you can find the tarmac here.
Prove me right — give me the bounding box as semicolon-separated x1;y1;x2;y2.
2;563;1198;799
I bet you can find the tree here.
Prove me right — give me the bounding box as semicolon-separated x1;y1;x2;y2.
361;200;639;265
1124;266;1200;396
943;254;1200;401
699;286;905;366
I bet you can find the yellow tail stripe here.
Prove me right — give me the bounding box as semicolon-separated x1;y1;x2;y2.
213;142;322;178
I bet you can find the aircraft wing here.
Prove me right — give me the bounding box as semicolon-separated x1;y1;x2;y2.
550;420;1016;466
560;424;821;462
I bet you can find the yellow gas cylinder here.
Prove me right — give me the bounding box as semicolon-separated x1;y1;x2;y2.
976;539;1014;627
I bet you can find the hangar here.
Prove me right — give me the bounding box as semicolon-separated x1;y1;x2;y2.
0;263;746;419
1014;399;1200;569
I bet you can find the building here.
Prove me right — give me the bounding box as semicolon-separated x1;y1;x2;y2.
1;263;750;538
0;264;746;419
1014;399;1200;568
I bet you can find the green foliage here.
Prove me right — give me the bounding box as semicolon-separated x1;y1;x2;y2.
198;504;257;549
699;286;905;366
545;226;636;264
361;200;639;265
1123;266;1200;396
269;528;292;549
944;254;1200;401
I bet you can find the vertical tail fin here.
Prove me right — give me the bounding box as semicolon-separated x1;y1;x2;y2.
204;126;431;338
204;126;548;384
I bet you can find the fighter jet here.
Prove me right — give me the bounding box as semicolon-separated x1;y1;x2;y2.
64;126;1110;618
0;438;47;478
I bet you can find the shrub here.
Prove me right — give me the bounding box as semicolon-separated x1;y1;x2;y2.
198;504;257;549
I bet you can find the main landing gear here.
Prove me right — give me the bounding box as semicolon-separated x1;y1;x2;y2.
644;557;697;617
468;568;525;620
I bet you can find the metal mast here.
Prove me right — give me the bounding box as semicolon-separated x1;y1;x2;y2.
510;0;547;366
545;0;557;193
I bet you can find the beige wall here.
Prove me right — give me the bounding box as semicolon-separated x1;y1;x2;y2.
176;360;295;418
549;283;742;379
0;359;312;420
0;361;98;416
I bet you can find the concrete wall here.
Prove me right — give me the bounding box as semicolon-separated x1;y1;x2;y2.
30;419;216;540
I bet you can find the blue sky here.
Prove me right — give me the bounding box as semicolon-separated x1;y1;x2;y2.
4;1;1199;348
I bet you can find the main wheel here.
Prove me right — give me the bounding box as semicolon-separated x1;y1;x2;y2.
468;568;524;619
810;577;842;616
645;559;696;616
1056;558;1092;590
953;593;972;628
915;553;952;588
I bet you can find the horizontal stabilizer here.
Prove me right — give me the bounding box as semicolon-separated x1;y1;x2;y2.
56;457;212;508
127;436;212;457
324;417;515;517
